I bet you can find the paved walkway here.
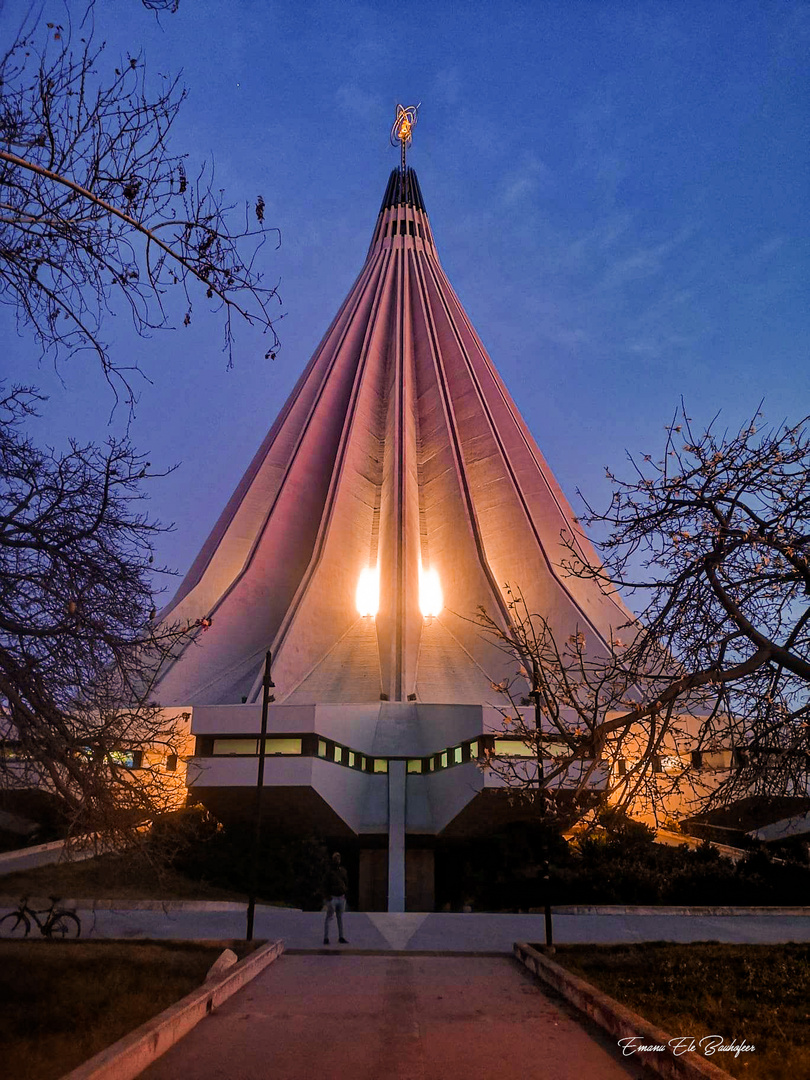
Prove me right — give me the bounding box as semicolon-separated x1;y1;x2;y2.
58;905;810;949
139;954;649;1080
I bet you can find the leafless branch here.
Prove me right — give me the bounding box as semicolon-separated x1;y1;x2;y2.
0;10;281;412
0;384;207;841
475;407;810;827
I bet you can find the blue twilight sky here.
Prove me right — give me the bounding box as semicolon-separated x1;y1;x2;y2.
3;0;809;609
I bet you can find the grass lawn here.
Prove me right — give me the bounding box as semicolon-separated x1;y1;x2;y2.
550;943;810;1080
0;940;256;1080
0;852;248;903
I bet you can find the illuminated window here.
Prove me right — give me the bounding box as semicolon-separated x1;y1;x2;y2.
357;755;365;770
263;738;301;755
374;759;388;773
212;738;302;756
495;740;535;758
407;759;422;774
348;751;355;768
440;751;448;768
469;740;479;759
453;746;463;765
318;739;327;758
213;739;255;755
107;750;143;769
428;758;435;771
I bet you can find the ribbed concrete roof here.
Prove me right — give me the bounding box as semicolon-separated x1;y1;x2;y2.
379;167;426;211
154;168;633;708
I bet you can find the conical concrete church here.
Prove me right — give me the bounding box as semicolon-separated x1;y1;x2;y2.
157;140;631;910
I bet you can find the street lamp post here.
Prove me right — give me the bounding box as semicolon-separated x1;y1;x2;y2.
531;663;553;950
246;650;275;941
531;662;545;800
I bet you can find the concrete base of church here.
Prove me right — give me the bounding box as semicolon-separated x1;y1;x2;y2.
405;849;435;912
358;848;388;911
358;844;435;912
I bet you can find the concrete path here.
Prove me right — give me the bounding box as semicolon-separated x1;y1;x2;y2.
139;954;649;1080
55;905;810;949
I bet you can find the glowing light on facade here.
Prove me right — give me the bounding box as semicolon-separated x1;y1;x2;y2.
356;566;379;617
419;563;443;618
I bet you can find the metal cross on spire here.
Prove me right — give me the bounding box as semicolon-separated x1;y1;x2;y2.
390;103;420;174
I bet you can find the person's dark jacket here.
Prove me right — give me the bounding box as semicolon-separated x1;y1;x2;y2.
323;864;348;898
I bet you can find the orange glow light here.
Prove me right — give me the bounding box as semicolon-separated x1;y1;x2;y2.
419;562;443;618
356;566;379;617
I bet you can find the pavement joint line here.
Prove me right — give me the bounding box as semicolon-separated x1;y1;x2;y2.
57;938;284;1080
513;942;735;1080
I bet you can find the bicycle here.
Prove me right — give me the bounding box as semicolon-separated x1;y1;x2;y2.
0;897;81;939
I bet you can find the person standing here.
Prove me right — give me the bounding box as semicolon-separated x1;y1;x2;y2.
323;851;349;945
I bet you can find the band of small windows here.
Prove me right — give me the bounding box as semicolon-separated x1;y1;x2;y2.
198;734;496;773
195;734;582;774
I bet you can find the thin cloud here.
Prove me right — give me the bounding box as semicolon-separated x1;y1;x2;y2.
501;156;551;207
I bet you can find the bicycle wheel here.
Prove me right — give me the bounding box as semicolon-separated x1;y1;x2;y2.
47;911;81;939
0;911;30;938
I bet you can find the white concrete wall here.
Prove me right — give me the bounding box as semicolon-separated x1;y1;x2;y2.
417;763;484;834
191;701;492;758
188;755;388;834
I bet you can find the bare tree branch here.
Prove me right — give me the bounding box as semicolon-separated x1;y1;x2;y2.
0;384;208;842
476;407;810;828
1;10;281;411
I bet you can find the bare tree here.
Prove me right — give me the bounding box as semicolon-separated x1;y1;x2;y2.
477;407;810;827
0;385;205;842
0;4;281;846
475;587;702;828
0;8;280;409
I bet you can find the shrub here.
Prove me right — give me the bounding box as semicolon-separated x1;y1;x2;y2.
151;818;333;910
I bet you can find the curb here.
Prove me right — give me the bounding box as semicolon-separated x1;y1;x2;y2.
0;837;102;877
0;897;301;912
513;942;731;1080
58;938;284;1080
545;905;810;916
3;899;808;916
285;948;509;956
